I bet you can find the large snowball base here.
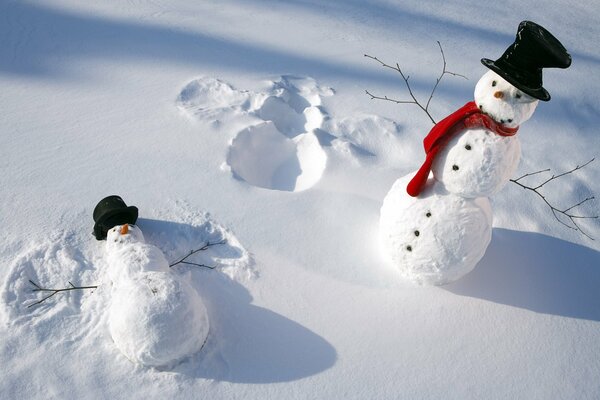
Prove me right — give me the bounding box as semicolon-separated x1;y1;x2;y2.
109;272;210;368
379;174;493;285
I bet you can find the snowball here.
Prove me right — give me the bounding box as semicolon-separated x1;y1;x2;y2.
105;225;169;283
431;128;521;198
474;70;538;129
379;174;492;285
109;271;209;368
105;224;209;368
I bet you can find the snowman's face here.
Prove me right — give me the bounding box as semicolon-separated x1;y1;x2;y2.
474;70;539;128
106;224;145;251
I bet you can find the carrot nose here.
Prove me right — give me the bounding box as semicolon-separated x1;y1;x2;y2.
120;224;129;235
494;91;504;99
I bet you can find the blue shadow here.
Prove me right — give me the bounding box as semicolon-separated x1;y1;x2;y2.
136;218;337;382
0;1;438;90
445;228;600;321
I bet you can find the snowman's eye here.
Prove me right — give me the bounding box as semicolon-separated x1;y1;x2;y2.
492;80;497;87
515;93;522;99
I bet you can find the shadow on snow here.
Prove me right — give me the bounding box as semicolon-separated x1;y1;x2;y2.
445;228;600;322
137;217;338;383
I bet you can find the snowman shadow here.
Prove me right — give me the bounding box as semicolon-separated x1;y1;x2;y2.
445;228;600;321
178;271;337;383
135;218;337;382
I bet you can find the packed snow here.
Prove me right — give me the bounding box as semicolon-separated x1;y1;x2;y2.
105;224;210;368
380;174;493;285
1;1;599;399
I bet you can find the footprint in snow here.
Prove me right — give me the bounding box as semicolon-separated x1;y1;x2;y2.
178;76;332;192
177;75;408;191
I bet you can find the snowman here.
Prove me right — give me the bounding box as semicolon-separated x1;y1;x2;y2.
379;21;571;285
93;196;209;368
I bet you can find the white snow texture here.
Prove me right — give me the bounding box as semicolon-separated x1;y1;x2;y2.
380;174;493;285
1;1;599;399
106;225;209;368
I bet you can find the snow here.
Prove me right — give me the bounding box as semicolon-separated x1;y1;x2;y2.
474;70;539;129
105;224;210;368
431;127;521;197
380;174;493;285
1;1;599;399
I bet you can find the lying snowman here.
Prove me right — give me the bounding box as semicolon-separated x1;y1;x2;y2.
379;21;571;285
93;196;209;368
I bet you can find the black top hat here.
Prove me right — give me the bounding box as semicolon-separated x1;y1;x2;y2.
92;195;138;240
481;21;571;101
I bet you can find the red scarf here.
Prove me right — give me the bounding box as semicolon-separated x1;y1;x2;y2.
406;101;519;197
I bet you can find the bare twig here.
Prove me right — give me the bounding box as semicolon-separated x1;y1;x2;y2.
365;41;467;125
25;239;229;308
169;239;227;269
27;280;97;308
510;158;597;240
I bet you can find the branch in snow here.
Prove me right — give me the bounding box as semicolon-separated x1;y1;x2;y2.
168;239;227;269
27;280;98;308
25;240;228;309
365;41;467;125
510;158;598;240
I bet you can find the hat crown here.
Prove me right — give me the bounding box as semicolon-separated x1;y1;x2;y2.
93;195;128;222
502;21;571;71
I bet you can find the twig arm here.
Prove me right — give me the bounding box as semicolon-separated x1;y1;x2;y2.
169;239;227;269
27;280;98;308
365;42;466;125
510;158;597;240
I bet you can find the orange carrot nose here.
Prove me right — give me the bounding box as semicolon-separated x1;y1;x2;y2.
494;91;504;99
120;224;129;235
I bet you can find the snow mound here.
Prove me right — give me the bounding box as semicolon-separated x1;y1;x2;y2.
227;122;326;192
379;174;493;285
226;76;329;191
178;75;413;191
323;115;407;165
103;224;209;368
178;75;332;192
109;270;209;368
176;77;257;121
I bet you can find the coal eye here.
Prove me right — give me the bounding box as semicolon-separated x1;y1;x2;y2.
492;80;497;87
515;93;522;99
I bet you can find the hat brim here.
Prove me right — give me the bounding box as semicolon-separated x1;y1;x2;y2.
481;58;550;101
93;206;138;240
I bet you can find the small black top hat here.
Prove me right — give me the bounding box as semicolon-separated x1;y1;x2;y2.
481;21;571;101
92;195;138;240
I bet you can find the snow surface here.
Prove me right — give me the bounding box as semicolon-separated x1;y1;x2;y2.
105;224;210;368
1;1;599;399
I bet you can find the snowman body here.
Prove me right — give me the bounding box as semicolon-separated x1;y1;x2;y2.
380;175;493;285
380;71;538;285
105;224;209;368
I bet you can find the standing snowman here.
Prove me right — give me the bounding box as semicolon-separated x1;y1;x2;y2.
93;196;209;368
379;21;571;285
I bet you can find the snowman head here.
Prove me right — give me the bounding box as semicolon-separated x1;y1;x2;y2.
106;224;146;251
474;70;539;129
